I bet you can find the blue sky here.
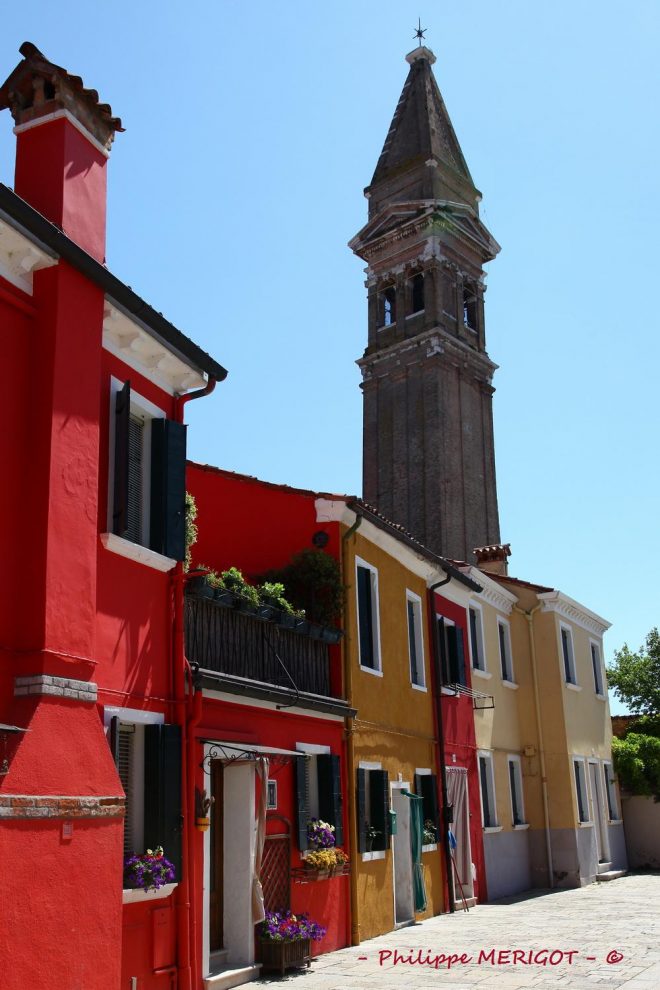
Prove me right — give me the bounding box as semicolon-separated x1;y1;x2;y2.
1;2;658;714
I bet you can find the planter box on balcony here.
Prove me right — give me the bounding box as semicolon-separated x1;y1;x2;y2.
258;938;312;976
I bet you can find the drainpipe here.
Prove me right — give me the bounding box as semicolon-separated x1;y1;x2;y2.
171;376;217;990
341;512;362;945
514;604;553;888
427;574;456;914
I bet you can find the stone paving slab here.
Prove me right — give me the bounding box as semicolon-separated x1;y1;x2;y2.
257;874;660;990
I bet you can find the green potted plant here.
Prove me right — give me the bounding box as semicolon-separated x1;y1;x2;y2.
221;567;259;613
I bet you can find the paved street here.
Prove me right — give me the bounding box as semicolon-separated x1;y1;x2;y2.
258;874;660;989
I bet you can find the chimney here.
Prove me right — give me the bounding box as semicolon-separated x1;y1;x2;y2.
0;42;123;262
473;543;511;577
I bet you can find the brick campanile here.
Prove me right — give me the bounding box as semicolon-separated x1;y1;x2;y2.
350;45;501;563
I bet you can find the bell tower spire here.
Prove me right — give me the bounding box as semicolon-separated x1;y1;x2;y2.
350;41;502;563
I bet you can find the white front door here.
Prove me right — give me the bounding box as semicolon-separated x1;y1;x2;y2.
391;786;414;925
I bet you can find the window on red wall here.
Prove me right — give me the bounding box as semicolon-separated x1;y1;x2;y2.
438;617;467;687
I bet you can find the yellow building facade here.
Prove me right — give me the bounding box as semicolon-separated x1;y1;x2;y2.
315;497;478;941
464;558;627;896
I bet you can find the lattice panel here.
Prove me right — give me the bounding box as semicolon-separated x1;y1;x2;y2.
261;835;290;913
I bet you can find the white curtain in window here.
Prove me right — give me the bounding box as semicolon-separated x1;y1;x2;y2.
252;756;269;924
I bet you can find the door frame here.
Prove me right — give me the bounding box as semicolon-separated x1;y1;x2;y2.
390;781;414;927
587;758;610;863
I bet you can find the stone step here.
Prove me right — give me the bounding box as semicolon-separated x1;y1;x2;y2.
210;949;229;968
595;870;627;882
597;861;613;874
203;964;261;990
454;896;477;909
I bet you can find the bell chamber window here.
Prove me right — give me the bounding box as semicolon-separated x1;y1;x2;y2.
109;379;188;561
462;283;478;330
409;272;425;314
378;285;397;328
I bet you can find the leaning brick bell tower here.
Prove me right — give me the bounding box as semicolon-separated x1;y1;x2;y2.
350;39;502;563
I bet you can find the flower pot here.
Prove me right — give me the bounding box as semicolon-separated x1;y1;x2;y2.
256;603;277;621
196;817;210;831
234;596;258;614
259;937;312;976
187;576;214;599
306;622;324;641
213;588;235;606
320;626;343;644
278;612;297;630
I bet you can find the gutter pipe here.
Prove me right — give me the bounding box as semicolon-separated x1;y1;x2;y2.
341;511;362;945
514;603;553;888
172;377;217;990
428;573;456;914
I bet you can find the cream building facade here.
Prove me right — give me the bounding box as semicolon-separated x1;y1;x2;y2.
464;558;627;898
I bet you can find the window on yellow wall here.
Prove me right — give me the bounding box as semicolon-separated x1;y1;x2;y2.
573;758;589;823
356;559;381;673
561;625;577;685
590;641;604;695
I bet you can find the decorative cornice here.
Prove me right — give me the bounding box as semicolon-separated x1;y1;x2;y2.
537;591;611;636
461;566;516;615
103;301;207;396
0;215;57;294
357;323;498;382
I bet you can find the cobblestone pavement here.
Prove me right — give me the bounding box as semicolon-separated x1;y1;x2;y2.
257;873;660;990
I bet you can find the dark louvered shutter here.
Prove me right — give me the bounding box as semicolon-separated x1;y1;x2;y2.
150;419;187;560
370;769;391;851
454;627;466;686
356;769;367;853
144;723;182;879
295;755;309;850
356;566;374;668
437;617;450;685
113;381;131;536
317;754;343;847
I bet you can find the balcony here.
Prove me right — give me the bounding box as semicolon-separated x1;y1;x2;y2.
184;592;354;717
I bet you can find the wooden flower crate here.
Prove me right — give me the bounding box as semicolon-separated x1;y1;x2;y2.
259;937;312;976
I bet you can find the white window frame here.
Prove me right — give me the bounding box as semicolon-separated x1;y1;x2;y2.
469;603;487;674
477;750;499;830
497;618;515;684
103;706;164;867
590;639;605;697
406;590;426;690
355;557;382;676
602;761;620;821
295;742;331;827
560;623;578;687
358;760;386;862
507;755;527;828
572;757;590;824
104;377;174;572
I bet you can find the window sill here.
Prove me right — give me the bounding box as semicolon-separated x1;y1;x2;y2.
501;680;519;690
483;825;502;834
577;821;593;828
123;882;177;904
565;682;582;692
361;850;386;862
595;693;606;701
472;668;492;680
422;843;438;853
405;310;425;319
441;686;458;696
101;533;176;573
513;823;530;831
411;682;427;693
608;818;623;825
359;664;383;678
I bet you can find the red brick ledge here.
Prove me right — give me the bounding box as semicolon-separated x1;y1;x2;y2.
0;795;125;819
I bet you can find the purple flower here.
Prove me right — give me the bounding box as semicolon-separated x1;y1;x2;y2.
124;848;176;892
258;911;327;943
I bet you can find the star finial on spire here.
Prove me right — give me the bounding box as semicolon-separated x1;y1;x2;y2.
413;18;427;46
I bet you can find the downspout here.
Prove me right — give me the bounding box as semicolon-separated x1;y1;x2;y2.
427;574;456;913
172;376;217;990
341;512;362;946
514;603;553;888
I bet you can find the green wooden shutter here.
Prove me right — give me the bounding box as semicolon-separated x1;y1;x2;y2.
113;381;130;536
109;715;120;766
357;566;375;668
150;419;187;560
437;617;450;685
356;768;367;853
144;723;182;879
295;755;309;851
423;774;440;833
317;754;344;847
370;769;391;851
454;627;466;686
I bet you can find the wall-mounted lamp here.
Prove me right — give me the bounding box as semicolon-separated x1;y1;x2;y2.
0;723;28;775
